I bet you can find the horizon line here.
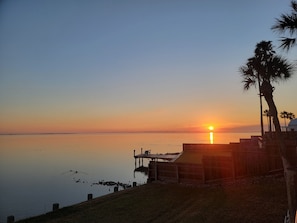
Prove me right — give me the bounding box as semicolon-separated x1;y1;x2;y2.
0;129;261;136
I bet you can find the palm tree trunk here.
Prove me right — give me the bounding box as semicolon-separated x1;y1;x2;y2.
262;81;297;223
269;115;272;132
260;94;264;136
258;76;264;137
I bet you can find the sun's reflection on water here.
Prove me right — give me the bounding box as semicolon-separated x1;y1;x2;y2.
209;132;214;144
208;126;214;144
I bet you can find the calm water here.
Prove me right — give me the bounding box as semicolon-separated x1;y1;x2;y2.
0;132;257;222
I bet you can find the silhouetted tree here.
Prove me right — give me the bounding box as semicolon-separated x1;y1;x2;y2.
239;55;265;136
264;109;273;132
288;112;296;120
281;111;290;129
281;111;296;130
240;41;296;223
272;1;297;51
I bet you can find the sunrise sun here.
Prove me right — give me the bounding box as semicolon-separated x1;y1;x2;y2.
208;126;214;131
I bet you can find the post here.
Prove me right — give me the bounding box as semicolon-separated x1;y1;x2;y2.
87;193;93;200
52;203;59;211
7;216;14;223
176;165;179;183
231;152;236;180
134;149;137;169
155;161;158;181
139;148;143;166
202;162;206;184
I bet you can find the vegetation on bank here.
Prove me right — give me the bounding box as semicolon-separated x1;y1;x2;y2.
17;176;287;223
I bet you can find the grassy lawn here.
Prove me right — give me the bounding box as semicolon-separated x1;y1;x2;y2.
17;176;287;223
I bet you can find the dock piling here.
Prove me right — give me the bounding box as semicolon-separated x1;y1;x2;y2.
52;203;59;211
7;215;14;223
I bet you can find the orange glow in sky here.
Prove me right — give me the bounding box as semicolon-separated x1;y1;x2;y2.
0;1;296;134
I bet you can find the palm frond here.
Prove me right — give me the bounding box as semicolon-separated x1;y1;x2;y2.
267;55;295;82
272;14;297;35
239;65;256;79
271;1;297;50
292;1;297;11
242;77;256;90
279;37;296;50
240;40;295;90
239;66;257;90
255;41;275;59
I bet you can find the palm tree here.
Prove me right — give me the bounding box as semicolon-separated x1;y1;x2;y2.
240;40;296;223
288;112;296;120
272;1;297;51
281;111;296;131
263;109;273;132
240;41;277;136
281;111;289;130
239;58;265;137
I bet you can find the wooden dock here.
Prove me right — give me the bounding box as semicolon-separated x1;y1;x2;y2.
133;149;180;176
133;149;180;161
134;153;180;161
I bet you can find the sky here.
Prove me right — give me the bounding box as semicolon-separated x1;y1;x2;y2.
0;0;296;134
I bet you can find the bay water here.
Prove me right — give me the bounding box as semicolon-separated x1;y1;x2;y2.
0;132;257;222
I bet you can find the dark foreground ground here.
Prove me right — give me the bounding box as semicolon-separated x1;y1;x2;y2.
17;176;287;223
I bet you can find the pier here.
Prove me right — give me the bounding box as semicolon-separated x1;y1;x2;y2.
133;148;180;177
134;152;180;161
134;148;180;162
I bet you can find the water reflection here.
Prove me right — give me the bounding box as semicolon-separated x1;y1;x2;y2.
0;132;256;222
209;132;214;144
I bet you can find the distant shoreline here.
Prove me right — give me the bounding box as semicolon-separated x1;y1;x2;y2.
0;130;260;136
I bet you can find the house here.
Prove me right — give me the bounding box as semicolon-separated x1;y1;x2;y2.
288;118;297;131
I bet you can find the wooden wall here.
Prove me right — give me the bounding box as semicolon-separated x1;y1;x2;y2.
148;145;287;184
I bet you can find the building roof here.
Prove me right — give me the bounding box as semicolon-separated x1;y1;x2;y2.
288;118;297;126
288;118;297;131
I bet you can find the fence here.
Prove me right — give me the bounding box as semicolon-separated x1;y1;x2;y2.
148;149;285;184
148;162;205;184
148;132;297;184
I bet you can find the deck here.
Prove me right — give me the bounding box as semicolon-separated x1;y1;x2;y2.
134;149;180;161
